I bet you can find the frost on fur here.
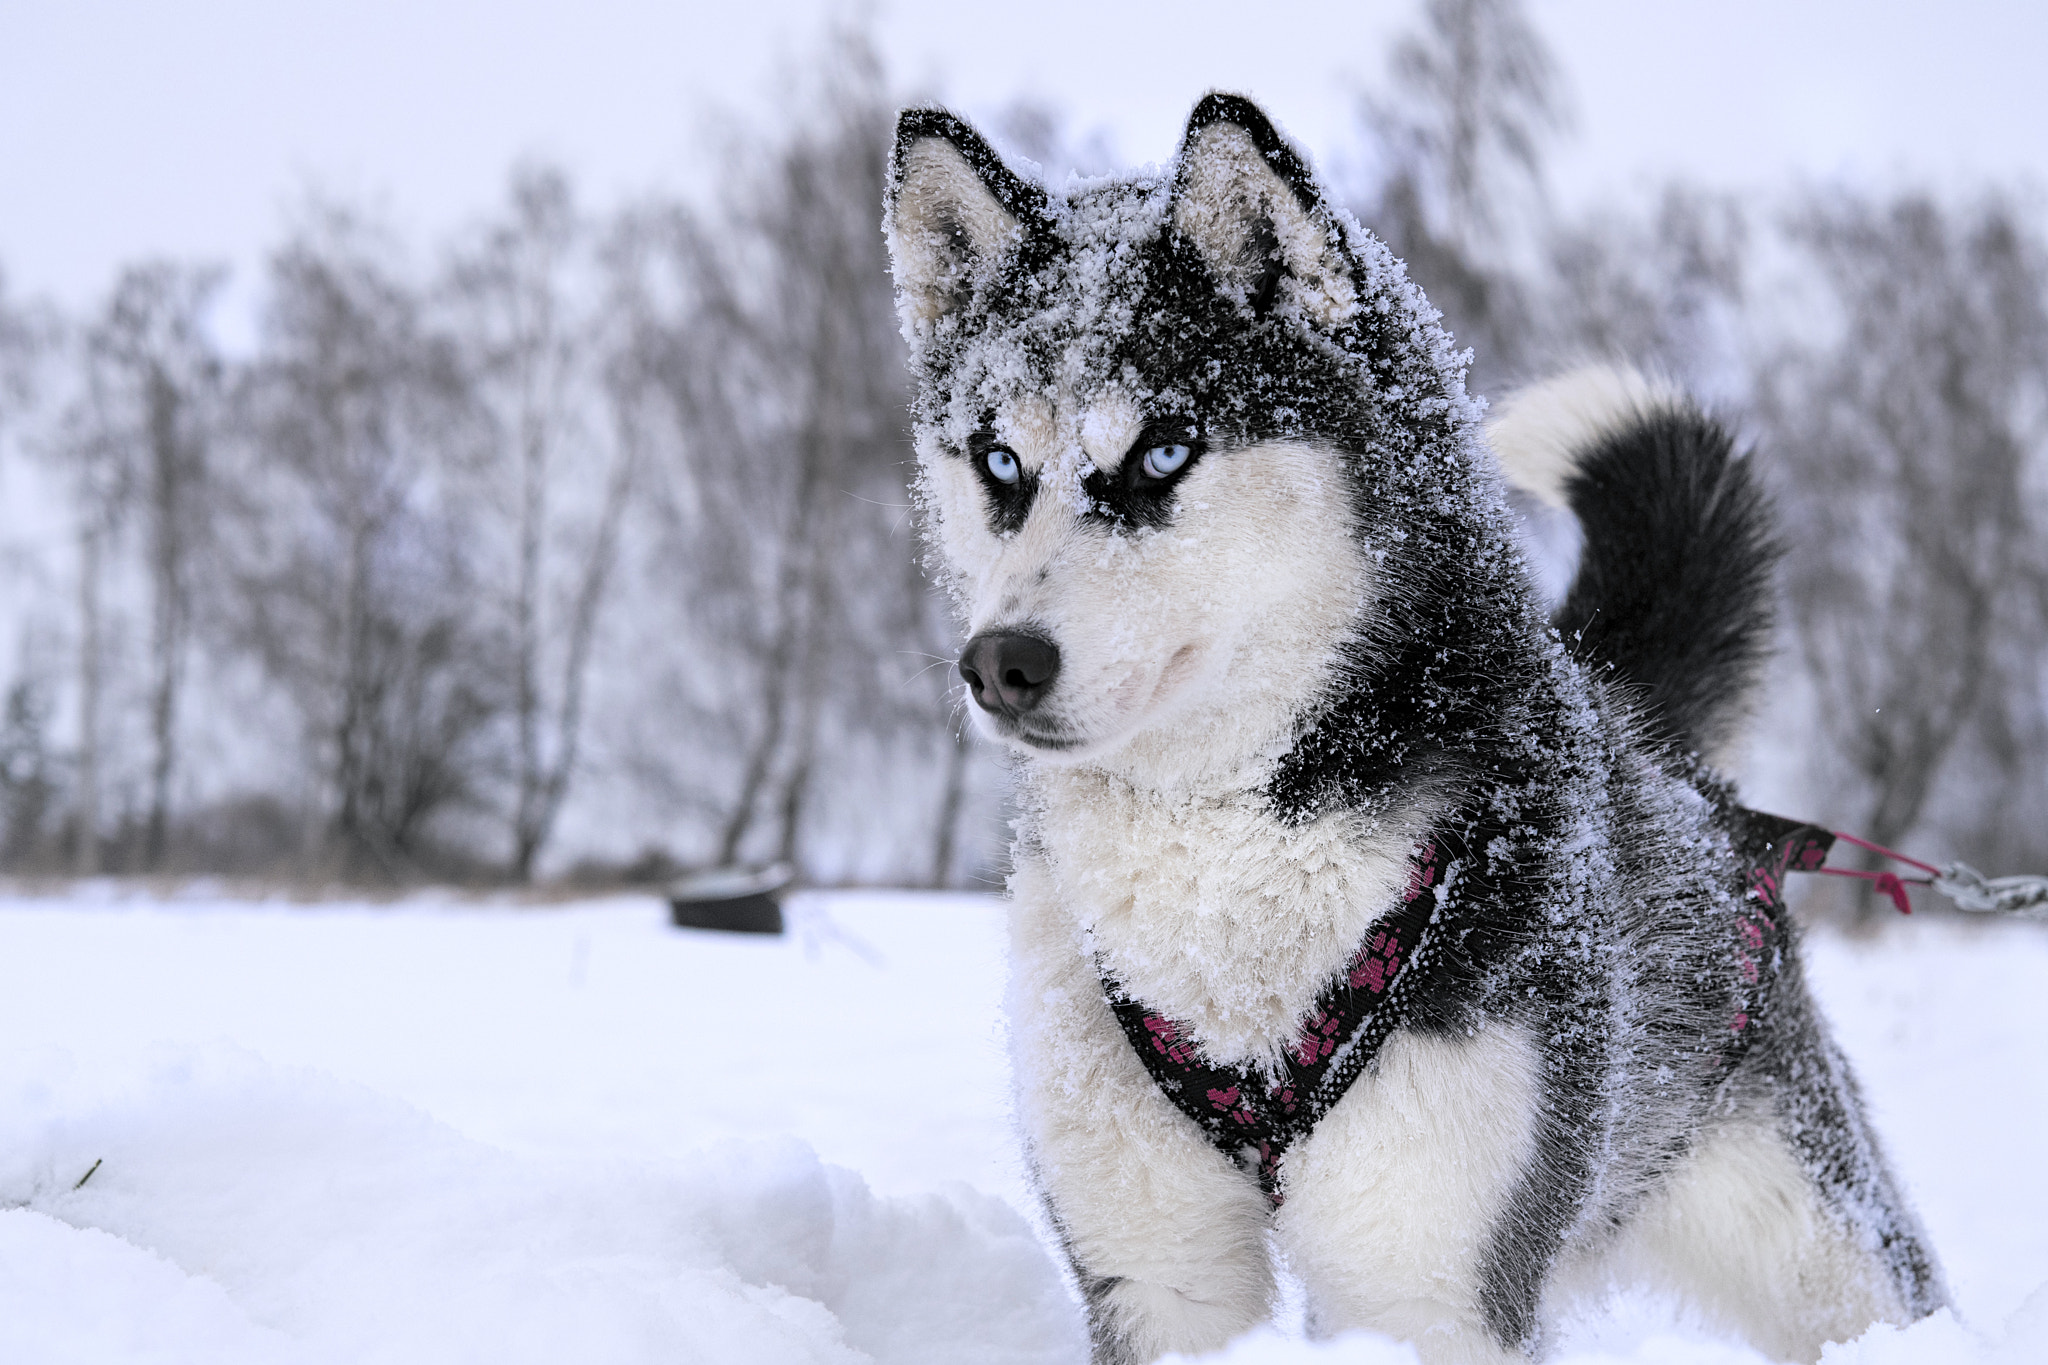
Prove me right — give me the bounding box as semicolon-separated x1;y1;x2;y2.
1490;366;1780;765
886;93;1943;1365
885;115;1029;330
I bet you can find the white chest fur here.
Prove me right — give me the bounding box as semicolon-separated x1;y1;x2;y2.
1025;764;1430;1072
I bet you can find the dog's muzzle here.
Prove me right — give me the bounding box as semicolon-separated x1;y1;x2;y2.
958;631;1060;720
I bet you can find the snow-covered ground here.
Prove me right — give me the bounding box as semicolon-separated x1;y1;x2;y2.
3;886;2044;1363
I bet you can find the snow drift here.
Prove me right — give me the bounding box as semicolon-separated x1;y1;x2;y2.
2;889;2045;1362
0;1052;1079;1364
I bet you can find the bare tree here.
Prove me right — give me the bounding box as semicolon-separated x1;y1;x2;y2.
444;166;637;878
43;313;137;874
1354;0;1570;393
0;268;40;428
75;264;226;868
1539;186;1749;389
0;49;1154;889
630;29;954;878
229;207;507;876
0;666;57;867
1760;191;2048;919
0;275;65;868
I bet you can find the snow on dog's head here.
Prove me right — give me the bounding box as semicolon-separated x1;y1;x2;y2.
885;95;1480;782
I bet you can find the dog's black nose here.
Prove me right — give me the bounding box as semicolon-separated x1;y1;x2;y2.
959;632;1060;718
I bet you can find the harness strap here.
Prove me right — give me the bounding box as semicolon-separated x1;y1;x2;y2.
1100;838;1451;1205
1724;808;1833;1053
1100;803;2041;1208
1099;806;1844;1207
1742;810;2048;918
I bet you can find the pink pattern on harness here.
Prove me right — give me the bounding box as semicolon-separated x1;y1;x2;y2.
1207;1085;1257;1126
1100;833;1450;1207
1144;1015;1197;1065
1404;845;1438;901
1293;1010;1344;1065
1348;929;1402;994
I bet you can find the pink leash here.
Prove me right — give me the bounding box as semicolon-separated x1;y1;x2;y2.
1808;829;2048;918
1814;831;1940;916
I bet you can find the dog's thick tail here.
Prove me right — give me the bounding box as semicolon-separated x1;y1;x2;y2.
1487;365;1780;765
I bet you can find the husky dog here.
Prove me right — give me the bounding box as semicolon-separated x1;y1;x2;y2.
883;94;1945;1364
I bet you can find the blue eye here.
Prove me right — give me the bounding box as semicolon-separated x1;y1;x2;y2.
985;447;1021;484
1142;444;1191;479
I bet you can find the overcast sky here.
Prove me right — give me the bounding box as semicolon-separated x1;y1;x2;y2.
5;0;2046;347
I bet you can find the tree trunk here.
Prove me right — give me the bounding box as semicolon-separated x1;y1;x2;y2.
144;365;184;870
716;414;829;867
717;654;788;867
510;365;547;877
511;413;635;880
930;721;971;888
334;505;398;878
74;522;101;876
775;733;814;870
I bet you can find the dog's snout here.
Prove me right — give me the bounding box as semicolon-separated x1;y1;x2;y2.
959;632;1060;718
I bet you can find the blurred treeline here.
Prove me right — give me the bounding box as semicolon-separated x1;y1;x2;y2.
0;5;2042;908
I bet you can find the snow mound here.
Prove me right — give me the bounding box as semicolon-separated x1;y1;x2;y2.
0;1050;1084;1364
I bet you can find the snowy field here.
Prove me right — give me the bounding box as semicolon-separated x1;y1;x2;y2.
3;887;2045;1364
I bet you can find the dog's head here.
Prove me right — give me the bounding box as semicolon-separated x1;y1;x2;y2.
885;95;1477;782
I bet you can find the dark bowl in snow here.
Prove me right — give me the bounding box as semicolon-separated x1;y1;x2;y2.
666;864;793;935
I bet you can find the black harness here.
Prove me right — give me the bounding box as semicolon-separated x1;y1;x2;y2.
1099;808;1833;1206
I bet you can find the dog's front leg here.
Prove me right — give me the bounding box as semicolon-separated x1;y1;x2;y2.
1276;1023;1548;1365
1007;857;1275;1363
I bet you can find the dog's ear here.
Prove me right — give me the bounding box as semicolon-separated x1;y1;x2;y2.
1171;94;1357;326
886;108;1045;328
